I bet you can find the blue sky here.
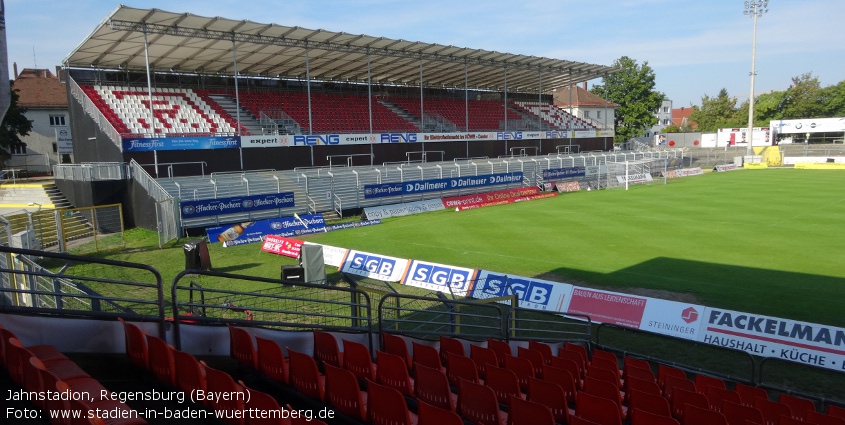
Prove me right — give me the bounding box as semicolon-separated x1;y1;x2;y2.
6;0;845;107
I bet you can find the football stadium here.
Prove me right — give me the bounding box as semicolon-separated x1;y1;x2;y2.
2;5;845;425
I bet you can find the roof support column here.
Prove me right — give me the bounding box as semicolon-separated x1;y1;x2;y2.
503;67;508;132
367;48;373;134
465;60;469;157
306;42;312;135
538;70;543;132
419;56;424;133
604;72;609;151
231;36;243;170
464;60;469;133
538;69;543;153
367;48;373;161
142;25;158;178
568;67;573;150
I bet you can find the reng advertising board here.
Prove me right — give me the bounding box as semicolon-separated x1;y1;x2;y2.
472;271;572;311
340;250;409;282
700;308;845;371
402;260;478;297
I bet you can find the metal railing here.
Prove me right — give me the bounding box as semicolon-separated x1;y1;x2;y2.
169;269;373;350
0;245;166;337
53;162;129;181
68;77;122;148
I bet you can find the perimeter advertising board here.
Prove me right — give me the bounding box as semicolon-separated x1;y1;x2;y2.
402;260;477;296
542;167;586;180
472;271;572;311
363;199;445;220
700;308;845;371
566;288;648;328
122;136;240;152
181;193;295;219
261;235;303;258
306;243;348;268
206;213;326;247
363;172;523;199
340;250;409;282
639;299;704;341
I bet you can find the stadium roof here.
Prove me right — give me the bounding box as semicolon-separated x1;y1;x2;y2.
64;5;619;93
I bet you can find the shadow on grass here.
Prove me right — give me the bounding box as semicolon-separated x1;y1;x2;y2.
210;263;265;273
546;257;845;327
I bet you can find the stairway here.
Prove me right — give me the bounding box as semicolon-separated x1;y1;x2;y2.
209;94;264;135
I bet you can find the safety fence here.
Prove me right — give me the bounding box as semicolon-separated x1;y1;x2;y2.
1;244;843;403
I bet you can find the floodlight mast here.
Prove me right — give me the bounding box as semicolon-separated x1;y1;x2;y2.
744;0;768;157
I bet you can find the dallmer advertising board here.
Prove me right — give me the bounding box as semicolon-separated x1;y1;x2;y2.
339;250;409;282
471;271;572;312
363;172;523;199
700;308;845;372
402;260;478;297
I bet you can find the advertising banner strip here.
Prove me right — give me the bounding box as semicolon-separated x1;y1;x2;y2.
181;193;296;219
305;242;348;268
454;192;556;211
363;199;446;220
677;167;704;177
339;250;410;282
364;172;523;199
638;299;704;341
401;260;478;297
566;287;648;328
555;182;581;193
542;166;586;180
442;187;540;209
616;173;654;184
240;135;291;148
206;214;326;247
472;271;572;312
261;235;303;258
700;308;845;371
714;164;740;172
122;136;240;152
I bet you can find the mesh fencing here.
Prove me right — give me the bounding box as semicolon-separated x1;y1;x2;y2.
59;204;125;254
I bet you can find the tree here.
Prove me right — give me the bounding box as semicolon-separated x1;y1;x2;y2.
819;80;845;117
689;88;739;132
0;85;32;165
590;56;664;145
780;73;825;119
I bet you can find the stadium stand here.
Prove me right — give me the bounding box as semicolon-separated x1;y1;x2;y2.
511;101;596;130
80;85;245;137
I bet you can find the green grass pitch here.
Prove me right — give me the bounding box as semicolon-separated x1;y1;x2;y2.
302;168;845;328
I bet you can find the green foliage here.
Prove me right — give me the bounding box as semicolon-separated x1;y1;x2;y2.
0;85;32;165
689;88;741;132
820;80;845;117
590;56;664;144
691;73;845;130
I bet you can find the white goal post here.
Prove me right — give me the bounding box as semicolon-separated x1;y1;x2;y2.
606;157;669;190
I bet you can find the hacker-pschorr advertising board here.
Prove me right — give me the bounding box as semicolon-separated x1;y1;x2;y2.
700;308;845;372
